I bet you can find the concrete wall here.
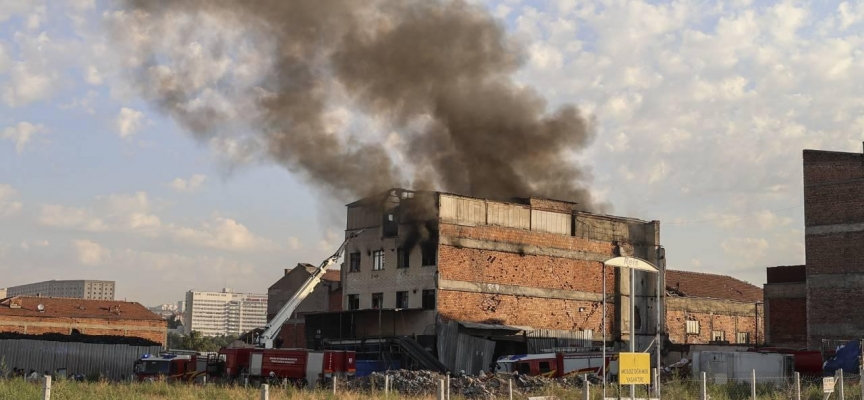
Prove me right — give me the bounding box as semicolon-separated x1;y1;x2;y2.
665;297;762;346
0;315;167;346
803;150;864;348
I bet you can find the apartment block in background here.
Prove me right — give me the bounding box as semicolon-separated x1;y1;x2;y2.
6;280;115;300
184;288;268;337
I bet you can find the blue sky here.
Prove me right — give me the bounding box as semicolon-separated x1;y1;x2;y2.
2;0;863;306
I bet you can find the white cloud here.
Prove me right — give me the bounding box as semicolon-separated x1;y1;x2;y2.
721;237;770;265
39;191;277;252
287;236;302;250
170;216;278;252
2;61;54;107
2;121;46;153
84;65;103;85
0;184;22;217
74;239;108;265
115;107;145;139
170;174;207;193
317;228;342;251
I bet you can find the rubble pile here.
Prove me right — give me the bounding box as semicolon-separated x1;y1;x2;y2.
345;370;596;399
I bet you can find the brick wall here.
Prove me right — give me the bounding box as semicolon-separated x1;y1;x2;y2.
804;149;864;347
438;246;616;293
0;315;167;345
439;223;616;254
767;298;807;348
666;310;759;345
438;290;615;333
276;321;306;348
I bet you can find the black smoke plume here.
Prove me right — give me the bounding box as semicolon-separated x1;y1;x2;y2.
117;0;604;211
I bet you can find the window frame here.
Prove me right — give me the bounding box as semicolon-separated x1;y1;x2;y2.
347;294;360;311
372;250;385;271
396;291;409;309
349;252;361;273
421;244;437;266
712;330;725;342
421;289;435;310
371;292;384;309
686;320;700;335
397;248;409;269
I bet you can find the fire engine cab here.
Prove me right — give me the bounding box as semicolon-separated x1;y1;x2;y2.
133;351;224;382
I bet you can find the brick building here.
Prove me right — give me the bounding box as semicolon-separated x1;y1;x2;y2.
803;148;864;349
267;264;342;348
342;189;664;351
763;265;806;348
0;296;167;346
665;270;763;346
7;280;116;300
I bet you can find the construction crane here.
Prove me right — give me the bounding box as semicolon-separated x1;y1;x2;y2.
257;229;363;349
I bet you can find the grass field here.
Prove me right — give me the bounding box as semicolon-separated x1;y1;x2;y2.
0;377;855;399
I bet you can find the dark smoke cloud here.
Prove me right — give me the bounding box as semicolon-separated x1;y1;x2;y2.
117;0;606;211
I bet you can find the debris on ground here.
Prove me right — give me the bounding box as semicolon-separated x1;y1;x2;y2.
343;370;597;399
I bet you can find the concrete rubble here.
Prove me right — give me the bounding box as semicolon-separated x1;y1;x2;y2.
344;370;596;399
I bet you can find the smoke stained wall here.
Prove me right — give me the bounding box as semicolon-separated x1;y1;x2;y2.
116;0;606;212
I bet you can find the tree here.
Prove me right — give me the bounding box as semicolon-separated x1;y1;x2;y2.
168;331;239;352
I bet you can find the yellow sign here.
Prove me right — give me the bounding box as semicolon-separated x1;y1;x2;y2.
618;353;651;385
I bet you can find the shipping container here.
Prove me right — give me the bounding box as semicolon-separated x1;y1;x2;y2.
693;351;794;385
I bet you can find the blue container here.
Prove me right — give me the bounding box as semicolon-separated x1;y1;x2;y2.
354;360;402;377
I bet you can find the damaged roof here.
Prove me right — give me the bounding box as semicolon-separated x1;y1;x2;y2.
0;296;162;321
666;270;763;303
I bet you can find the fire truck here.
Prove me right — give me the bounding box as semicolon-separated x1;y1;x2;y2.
133;350;224;382
496;351;619;380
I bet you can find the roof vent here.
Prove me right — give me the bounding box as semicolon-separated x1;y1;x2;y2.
37;304;45;312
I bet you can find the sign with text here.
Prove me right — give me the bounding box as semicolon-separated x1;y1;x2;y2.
618;353;651;385
823;377;835;393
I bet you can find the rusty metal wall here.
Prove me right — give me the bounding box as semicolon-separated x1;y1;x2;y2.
0;339;160;380
436;320;459;372
526;329;593;353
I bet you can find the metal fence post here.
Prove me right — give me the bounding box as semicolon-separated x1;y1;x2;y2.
438;379;445;400
333;376;337;395
701;372;707;400
446;373;450;400
509;379;513;400
795;371;801;400
385;375;390;398
839;369;845;400
260;383;269;400
42;375;51;400
751;369;756;400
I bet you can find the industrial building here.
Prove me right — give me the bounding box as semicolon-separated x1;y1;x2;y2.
184;288;267;337
6;280;116;300
267;264;342;348
802;148;864;349
763;265;806;348
0;296;166;345
0;288;6;299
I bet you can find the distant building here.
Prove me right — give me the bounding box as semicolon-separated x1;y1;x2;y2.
184;288;267;337
0;288;6;299
0;296;166;345
267;264;342;348
6;280;115;300
177;300;186;313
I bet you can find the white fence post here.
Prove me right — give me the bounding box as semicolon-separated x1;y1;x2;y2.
751;369;756;400
260;383;269;400
446;373;450;400
795;371;801;400
839;369;845;400
509;379;513;400
385;375;390;398
583;379;590;400
333;376;337;395
42;375;51;400
701;371;708;400
438;379;445;400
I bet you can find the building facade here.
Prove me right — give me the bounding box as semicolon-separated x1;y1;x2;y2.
665;270;763;346
0;288;6;299
183;288;267;337
763;265;807;348
267;265;342;348
0;296;166;345
6;280;115;300
803;148;864;349
343;189;664;349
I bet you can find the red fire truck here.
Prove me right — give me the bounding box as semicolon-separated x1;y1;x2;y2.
219;347;355;386
132;351;223;382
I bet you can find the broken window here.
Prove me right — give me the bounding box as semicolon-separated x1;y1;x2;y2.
382;212;398;237
421;244;437;266
736;332;750;344
349;252;361;272
712;331;725;342
371;293;384;309
397;248;409;269
422;290;435;310
372;250;385;271
396;291;409;309
347;295;359;310
538;361;552;374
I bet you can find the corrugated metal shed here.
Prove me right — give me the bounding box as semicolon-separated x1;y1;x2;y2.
0;339;160;380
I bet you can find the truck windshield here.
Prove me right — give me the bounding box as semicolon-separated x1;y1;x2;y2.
138;360;171;375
